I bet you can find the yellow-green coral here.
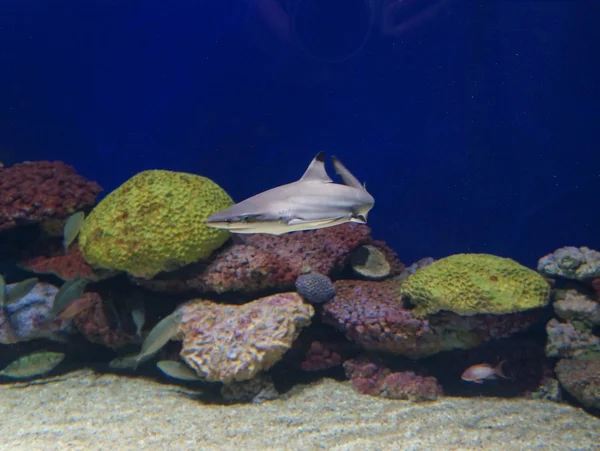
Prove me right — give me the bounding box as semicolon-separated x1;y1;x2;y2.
399;253;550;316
78;170;233;278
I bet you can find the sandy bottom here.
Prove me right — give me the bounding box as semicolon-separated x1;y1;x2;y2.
0;370;598;451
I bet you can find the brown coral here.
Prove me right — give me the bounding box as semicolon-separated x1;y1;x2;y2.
0;161;101;232
176;293;314;383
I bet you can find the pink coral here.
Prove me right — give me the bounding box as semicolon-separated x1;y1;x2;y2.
344;356;443;401
0;161;101;232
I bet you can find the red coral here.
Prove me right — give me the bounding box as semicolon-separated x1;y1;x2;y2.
19;241;98;281
344;356;443;401
299;341;343;371
70;293;135;349
137;223;371;294
188;245;295;293
0;161;102;232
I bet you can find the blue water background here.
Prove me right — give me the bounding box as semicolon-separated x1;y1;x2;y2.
1;0;599;267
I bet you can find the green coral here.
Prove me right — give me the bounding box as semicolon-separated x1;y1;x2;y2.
79;170;233;278
399;253;550;316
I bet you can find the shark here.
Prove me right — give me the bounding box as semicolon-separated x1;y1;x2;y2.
205;152;375;235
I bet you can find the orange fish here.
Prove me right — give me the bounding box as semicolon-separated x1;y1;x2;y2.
461;361;509;384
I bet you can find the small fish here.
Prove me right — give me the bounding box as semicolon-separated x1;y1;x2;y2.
48;277;89;319
112;310;183;370
5;278;39;305
0;351;65;379
206;152;374;235
131;301;146;338
156;360;201;381
63;211;85;253
461;361;509;384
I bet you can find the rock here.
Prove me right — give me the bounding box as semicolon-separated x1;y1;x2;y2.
538;246;600;280
176;293;314;383
555;359;600;409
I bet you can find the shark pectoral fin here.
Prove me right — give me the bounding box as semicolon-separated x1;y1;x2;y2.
299;152;333;183
331;156;364;190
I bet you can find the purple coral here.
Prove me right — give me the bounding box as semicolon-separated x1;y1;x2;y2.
323;280;543;359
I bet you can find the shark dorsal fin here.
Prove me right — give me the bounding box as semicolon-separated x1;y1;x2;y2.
331;156;364;190
300;152;333;183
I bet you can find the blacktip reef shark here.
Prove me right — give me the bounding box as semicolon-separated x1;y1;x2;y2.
206;152;375;235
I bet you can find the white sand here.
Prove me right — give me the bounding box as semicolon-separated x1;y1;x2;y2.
0;370;598;451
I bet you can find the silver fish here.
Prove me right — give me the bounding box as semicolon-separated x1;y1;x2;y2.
63;211;85;253
0;351;65;379
156;360;201;381
206;152;374;235
5;278;39;305
113;310;183;370
131;301;146;338
48;277;89;319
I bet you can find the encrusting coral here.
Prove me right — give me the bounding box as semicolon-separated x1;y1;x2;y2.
175;293;314;383
78;170;233;279
399;253;551;316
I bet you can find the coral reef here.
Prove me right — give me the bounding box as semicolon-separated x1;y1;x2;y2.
299;341;343;371
78;170;233;278
367;239;405;277
400;253;551;316
552;289;600;331
555;359;600;409
0;282;71;344
70;293;136;349
175;293;314;383
136;223;371;295
538;246;600;280
295;271;336;304
19;241;101;281
323;280;543;358
343;356;443;402
0;161;101;232
545;319;600;360
395;257;435;282
350;244;391;280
